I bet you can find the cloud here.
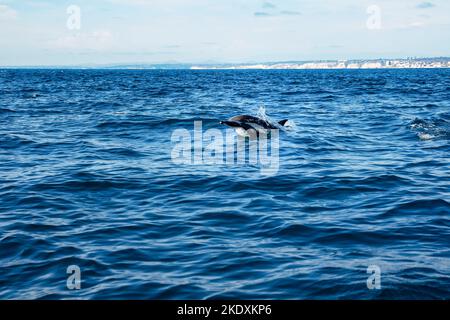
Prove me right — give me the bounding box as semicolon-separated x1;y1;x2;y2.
23;1;52;8
50;31;114;51
163;44;181;49
280;10;301;16
99;50;177;56
408;21;426;27
0;4;17;20
254;10;301;17
262;2;276;9
107;0;157;5
255;1;301;18
106;0;209;6
416;2;435;9
394;21;426;29
254;11;272;17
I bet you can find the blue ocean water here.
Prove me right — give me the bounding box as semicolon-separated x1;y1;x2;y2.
0;69;449;299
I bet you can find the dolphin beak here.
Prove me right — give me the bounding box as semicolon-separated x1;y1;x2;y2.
220;121;224;125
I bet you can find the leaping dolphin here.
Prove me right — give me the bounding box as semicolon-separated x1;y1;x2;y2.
220;115;288;137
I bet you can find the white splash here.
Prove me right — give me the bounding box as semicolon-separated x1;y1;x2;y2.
418;133;435;141
254;105;296;132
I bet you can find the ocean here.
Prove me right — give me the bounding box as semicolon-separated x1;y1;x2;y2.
0;68;449;299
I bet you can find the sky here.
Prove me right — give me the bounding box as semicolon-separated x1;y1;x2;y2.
0;0;449;66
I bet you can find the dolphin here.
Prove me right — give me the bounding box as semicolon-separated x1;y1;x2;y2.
220;115;288;137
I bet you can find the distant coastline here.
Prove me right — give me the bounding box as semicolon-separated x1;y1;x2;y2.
2;57;450;70
191;57;450;70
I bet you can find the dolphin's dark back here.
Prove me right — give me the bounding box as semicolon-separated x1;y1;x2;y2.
230;115;278;129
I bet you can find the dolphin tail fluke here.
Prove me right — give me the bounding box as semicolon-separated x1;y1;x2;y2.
278;119;289;126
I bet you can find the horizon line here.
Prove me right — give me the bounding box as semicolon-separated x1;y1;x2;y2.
1;56;450;69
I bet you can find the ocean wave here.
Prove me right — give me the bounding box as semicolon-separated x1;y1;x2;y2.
0;134;37;149
380;199;450;218
410;116;450;140
95;117;220;130
0;107;16;114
